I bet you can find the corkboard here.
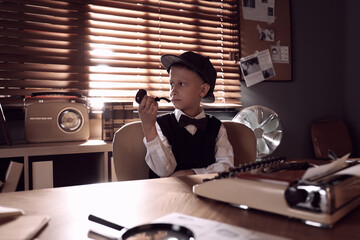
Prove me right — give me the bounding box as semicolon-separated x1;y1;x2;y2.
239;0;292;81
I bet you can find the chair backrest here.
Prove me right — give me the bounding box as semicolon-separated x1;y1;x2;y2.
311;119;353;159
222;120;257;166
112;120;257;181
112;121;148;181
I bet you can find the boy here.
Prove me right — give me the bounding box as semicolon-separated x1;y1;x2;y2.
138;51;234;178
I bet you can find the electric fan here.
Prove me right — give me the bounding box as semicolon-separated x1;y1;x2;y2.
232;105;282;159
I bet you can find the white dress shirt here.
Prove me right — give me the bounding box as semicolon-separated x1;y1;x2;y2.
143;108;234;177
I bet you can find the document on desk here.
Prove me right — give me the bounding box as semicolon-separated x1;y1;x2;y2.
302;153;350;181
0;215;50;240
153;213;290;240
0;205;24;219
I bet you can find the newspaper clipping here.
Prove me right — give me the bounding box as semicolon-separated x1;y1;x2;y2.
240;49;275;87
242;0;276;24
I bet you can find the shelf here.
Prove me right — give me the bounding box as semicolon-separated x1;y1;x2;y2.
0;140;113;190
0;140;112;157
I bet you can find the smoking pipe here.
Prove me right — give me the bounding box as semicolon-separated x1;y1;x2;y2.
135;89;171;104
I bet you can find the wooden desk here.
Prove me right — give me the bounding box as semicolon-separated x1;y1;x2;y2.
0;175;359;240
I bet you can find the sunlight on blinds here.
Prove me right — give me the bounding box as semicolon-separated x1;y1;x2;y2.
86;0;241;108
0;0;240;109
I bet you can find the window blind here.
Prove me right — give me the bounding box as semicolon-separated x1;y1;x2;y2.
0;0;241;109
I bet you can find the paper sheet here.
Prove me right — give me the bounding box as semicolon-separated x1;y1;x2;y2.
154;213;290;240
334;164;360;177
242;0;276;23
0;206;24;219
271;45;289;63
239;49;276;87
302;153;351;180
89;213;291;240
0;215;50;240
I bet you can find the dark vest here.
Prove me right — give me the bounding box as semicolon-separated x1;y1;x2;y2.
149;113;221;178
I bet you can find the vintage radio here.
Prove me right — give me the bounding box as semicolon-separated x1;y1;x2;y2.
193;156;360;228
24;92;89;143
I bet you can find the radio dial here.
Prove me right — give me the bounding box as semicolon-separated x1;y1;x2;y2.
58;109;82;132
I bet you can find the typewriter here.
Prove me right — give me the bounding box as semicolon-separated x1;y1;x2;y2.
193;155;360;228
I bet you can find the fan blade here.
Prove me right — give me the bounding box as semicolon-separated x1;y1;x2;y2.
263;130;282;150
242;109;259;129
257;138;270;156
262;117;280;133
240;121;253;130
234;105;283;158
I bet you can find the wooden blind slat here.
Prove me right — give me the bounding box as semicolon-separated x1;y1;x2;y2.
0;80;88;88
0;63;81;72
89;0;236;22
0;0;241;108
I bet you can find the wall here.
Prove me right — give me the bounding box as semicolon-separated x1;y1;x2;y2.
344;0;360;157
240;0;351;159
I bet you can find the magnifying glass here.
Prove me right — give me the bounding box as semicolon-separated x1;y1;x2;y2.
135;89;171;104
88;214;195;240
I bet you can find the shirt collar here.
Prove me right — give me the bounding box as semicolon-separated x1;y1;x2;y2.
174;108;205;122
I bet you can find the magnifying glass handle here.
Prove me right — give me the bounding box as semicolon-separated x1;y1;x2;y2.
88;214;124;231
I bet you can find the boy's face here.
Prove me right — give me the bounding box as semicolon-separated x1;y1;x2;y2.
169;65;210;117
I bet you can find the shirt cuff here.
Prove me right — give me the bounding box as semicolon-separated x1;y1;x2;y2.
143;135;160;148
192;168;206;175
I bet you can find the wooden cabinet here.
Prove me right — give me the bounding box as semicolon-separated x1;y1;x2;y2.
0;140;112;190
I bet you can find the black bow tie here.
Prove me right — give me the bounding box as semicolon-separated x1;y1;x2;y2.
179;115;207;130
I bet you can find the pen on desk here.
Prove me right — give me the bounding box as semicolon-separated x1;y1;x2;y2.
88;214;124;231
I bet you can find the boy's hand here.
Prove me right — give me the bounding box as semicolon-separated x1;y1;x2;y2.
138;95;158;142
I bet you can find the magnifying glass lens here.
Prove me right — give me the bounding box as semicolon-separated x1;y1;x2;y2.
123;224;194;240
127;230;186;240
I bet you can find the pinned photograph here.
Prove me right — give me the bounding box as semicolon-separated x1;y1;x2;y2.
241;57;261;76
262;67;275;79
257;25;275;41
243;0;255;8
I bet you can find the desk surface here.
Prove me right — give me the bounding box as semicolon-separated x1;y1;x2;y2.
0;175;359;240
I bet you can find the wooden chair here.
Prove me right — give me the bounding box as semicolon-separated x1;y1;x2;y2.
222;120;257;166
112;120;257;181
311;119;353;159
112;121;148;181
